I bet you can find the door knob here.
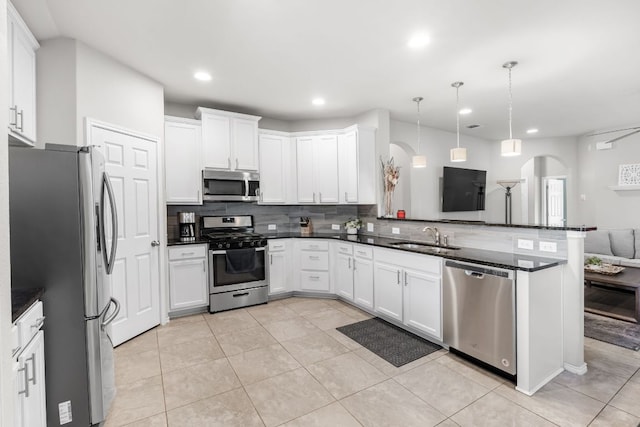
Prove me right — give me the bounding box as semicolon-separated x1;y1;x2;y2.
151;240;160;247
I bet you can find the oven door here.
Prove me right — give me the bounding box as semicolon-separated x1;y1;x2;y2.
209;247;267;293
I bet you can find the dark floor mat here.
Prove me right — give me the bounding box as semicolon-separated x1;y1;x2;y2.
584;312;640;351
337;317;442;367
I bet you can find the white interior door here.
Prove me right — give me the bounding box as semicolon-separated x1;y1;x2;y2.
89;121;161;346
544;177;566;226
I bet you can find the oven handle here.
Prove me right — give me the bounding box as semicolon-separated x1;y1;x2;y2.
210;247;266;255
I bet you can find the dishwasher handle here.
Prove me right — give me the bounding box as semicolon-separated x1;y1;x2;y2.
444;260;512;279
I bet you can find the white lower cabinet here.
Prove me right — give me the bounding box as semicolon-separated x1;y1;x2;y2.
334;243;354;301
297;240;330;292
168;245;209;313
13;300;46;427
373;248;443;340
373;261;404;321
268;239;292;295
352;246;374;310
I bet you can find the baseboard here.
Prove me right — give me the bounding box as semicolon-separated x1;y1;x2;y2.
516;367;565;395
564;362;588;375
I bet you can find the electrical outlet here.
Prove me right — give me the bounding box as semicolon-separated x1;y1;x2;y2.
268;224;277;230
517;239;534;250
367;222;374;232
518;259;534;269
331;224;340;230
539;241;557;252
392;227;400;234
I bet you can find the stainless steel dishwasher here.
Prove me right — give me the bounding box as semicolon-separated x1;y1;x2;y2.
443;260;516;376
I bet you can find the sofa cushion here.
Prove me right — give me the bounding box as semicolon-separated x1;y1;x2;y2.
609;229;635;258
636;229;640;259
584;230;613;256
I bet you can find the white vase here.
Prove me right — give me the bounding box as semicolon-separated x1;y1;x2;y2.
347;228;357;235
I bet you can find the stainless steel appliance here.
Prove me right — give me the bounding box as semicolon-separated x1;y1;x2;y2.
201;215;268;312
443;260;516;376
178;211;196;242
203;169;260;202
9;144;120;426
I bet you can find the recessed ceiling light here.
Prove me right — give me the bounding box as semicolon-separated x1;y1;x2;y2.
312;98;325;106
407;33;430;49
194;71;212;81
459;108;472;115
526;128;539;134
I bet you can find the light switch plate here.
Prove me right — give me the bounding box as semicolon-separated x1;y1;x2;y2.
392;227;400;234
539;241;557;252
331;224;340;230
517;239;534;250
268;224;277;230
367;222;374;232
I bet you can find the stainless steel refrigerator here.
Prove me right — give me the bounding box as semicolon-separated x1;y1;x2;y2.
9;144;120;426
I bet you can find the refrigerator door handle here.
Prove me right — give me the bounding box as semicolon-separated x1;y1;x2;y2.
101;297;121;330
101;172;119;275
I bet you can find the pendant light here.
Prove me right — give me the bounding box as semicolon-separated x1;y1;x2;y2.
411;96;427;168
501;61;522;157
450;81;467;162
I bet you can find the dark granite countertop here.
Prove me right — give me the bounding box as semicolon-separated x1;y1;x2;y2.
12;288;44;322
376;217;597;232
264;232;566;272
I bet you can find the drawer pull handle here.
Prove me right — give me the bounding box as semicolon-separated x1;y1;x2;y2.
12;346;21;355
233;292;250;298
357;251;367;256
27;354;37;385
182;252;195;256
309;276;320;280
9;106;17;127
309;256;320;260
348;258;351;269
18;365;29;397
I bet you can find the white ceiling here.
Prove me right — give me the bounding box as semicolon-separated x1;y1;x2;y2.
12;0;640;140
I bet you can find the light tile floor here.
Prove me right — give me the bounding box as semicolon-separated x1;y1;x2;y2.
105;297;640;426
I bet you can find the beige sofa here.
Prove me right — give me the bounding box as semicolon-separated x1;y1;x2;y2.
584;229;640;268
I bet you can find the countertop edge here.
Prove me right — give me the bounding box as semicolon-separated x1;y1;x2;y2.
12;288;44;323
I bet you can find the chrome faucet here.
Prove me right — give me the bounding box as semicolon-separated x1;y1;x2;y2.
422;226;440;246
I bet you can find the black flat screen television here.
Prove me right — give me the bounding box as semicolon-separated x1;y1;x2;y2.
442;166;486;212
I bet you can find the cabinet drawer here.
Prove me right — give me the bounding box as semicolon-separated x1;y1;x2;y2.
353;245;373;260
336;243;353;255
300;271;330;291
268;240;287;251
299;240;328;251
300;251;329;270
16;300;43;349
11;324;19;356
168;244;207;261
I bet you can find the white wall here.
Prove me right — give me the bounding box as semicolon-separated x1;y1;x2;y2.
576;125;640;229
0;1;13;424
37;38;164;147
390;120;493;220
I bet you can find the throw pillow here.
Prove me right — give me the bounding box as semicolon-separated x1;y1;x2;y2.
584;230;613;256
609;229;635;259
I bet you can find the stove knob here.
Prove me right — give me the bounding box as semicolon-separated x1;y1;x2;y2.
250;241;255;247
238;241;243;248
226;243;231;249
217;243;223;249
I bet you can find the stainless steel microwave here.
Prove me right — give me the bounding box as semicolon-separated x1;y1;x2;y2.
202;169;260;202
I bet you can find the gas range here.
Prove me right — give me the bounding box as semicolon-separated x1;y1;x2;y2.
200;215;267;250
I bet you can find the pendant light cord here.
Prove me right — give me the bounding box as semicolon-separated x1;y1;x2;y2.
456;86;460;148
508;66;513;140
416;99;421;151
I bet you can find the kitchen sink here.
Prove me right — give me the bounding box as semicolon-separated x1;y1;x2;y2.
387;241;460;251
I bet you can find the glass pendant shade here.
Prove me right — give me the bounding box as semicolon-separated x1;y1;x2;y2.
412;155;427;168
501;138;522;156
450;147;467;162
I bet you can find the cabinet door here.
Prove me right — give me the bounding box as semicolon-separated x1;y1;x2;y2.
373;262;403;321
268;250;290;294
353;257;374;309
201;113;231;169
338;130;359;203
168;258;209;311
258;134;286;203
8;7;38;144
13;360;24;427
335;253;354;301
296;137;316;203
19;330;46;427
232;118;259;171
403;269;442;339
164;120;202;204
314;135;339;203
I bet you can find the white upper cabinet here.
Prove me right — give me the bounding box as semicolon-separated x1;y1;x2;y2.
8;2;39;146
296;134;339;204
258;132;289;204
338;126;376;204
164;116;203;205
196;107;261;171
